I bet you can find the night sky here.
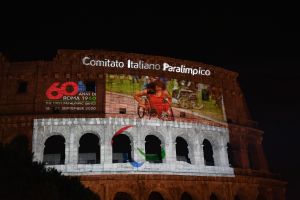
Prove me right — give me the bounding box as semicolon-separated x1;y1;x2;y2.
1;5;299;199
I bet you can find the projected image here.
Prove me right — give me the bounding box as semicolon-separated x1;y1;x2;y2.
44;80;96;112
106;74;226;124
111;125;166;168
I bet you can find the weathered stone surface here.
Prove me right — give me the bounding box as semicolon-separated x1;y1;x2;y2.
33;117;233;176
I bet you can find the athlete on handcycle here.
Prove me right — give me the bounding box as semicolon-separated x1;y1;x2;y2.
134;79;174;121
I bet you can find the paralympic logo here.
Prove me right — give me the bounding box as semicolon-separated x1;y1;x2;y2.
112;125;166;168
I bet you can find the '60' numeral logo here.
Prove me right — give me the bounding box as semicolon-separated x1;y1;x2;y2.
46;82;78;100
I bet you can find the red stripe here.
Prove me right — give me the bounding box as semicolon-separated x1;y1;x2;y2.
111;125;133;145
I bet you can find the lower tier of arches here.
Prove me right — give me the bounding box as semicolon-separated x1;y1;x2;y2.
80;174;286;200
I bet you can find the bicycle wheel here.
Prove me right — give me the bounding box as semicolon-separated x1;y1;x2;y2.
168;107;175;121
159;106;175;121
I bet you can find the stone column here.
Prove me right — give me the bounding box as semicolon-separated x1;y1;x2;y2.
136;139;146;163
187;145;194;164
194;139;204;166
104;125;113;164
64;134;70;165
32;126;43;162
63;125;69;164
133;125;144;163
239;139;250;169
131;139;138;162
69;129;78;164
37;144;45;162
165;130;174;164
217;143;230;167
256;139;269;171
100;137;105;164
241;149;250;169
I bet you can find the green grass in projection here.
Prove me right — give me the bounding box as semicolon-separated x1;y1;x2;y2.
106;75;142;95
193;91;223;121
192;101;224;121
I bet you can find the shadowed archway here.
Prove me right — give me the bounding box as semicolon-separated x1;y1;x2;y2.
181;192;193;200
148;191;164;200
203;139;214;166
145;135;163;163
176;137;191;164
78;133;100;164
113;192;134;200
210;193;218;200
112;134;133;163
43;135;65;165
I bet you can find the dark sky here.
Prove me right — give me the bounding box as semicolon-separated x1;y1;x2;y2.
1;5;299;199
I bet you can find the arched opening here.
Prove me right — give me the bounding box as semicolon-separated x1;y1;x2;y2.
176;137;191;164
210;193;218;200
43;135;65;165
203;139;214;166
145;135;163;163
227;142;234;167
234;195;241;200
148;192;164;200
113;192;133;200
248;143;259;170
78;133;100;164
112;134;133;163
256;193;266;200
181;192;193;200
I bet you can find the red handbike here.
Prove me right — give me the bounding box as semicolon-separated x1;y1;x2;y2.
137;95;174;121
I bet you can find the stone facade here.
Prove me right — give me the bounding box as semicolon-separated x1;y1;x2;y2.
0;50;286;199
32;117;233;176
80;174;285;200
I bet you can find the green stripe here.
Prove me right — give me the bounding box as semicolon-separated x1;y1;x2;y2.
137;147;166;161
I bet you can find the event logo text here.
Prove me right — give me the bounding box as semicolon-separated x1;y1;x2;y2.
82;56;211;76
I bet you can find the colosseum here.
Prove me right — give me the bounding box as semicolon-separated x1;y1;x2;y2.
0;49;286;200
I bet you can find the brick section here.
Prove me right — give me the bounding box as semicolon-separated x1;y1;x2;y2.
79;174;286;200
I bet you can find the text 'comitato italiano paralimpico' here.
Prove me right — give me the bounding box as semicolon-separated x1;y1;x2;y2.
82;57;211;76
